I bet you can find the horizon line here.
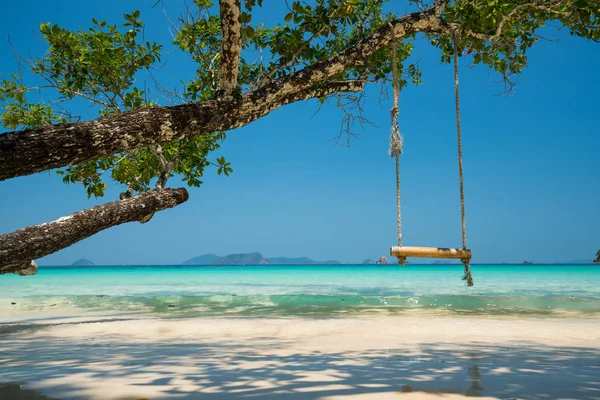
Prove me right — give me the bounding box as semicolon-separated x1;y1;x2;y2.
38;262;598;267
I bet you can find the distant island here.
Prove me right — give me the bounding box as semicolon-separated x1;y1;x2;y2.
182;252;341;266
69;252;600;266
182;254;221;265
71;258;94;266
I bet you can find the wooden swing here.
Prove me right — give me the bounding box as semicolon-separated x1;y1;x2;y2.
387;27;474;286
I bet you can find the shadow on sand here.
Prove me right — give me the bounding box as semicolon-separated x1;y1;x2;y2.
1;321;600;400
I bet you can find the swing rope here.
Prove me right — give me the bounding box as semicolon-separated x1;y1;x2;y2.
388;26;406;266
452;28;474;287
387;24;474;285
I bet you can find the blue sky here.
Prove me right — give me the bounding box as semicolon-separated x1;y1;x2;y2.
1;0;599;265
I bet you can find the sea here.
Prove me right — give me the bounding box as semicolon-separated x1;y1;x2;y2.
1;265;599;319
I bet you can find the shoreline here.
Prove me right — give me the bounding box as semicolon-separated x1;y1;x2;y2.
3;307;600;323
1;315;599;399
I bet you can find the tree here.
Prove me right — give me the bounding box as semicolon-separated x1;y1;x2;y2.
1;0;599;274
595;250;600;263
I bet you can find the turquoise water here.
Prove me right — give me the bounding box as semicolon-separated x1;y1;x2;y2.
1;265;599;317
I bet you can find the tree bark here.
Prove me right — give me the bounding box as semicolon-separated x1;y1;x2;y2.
218;0;242;92
0;188;189;275
0;6;448;182
1;261;38;276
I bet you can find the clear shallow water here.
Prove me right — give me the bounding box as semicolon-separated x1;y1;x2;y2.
1;265;599;317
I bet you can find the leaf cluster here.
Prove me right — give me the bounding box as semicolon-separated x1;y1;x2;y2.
1;11;231;198
3;0;599;199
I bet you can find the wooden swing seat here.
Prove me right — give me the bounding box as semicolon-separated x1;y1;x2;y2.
385;33;474;285
390;246;472;260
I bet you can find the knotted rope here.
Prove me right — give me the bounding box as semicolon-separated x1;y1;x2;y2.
388;24;405;266
452;28;474;287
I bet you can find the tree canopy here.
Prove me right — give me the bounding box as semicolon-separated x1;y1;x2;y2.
1;0;599;274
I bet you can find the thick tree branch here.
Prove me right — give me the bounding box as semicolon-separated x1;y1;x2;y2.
218;0;242;92
0;188;189;275
290;78;367;102
2;261;37;276
0;4;448;182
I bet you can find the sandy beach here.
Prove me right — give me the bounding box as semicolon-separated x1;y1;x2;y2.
1;315;599;399
1;0;599;397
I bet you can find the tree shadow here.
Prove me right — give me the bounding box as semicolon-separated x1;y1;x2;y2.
0;382;56;400
2;327;600;400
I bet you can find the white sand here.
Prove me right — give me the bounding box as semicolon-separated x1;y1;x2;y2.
1;316;599;399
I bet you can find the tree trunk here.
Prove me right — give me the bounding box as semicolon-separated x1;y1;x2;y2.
1;261;38;276
0;188;189;275
0;7;447;181
218;0;242;92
